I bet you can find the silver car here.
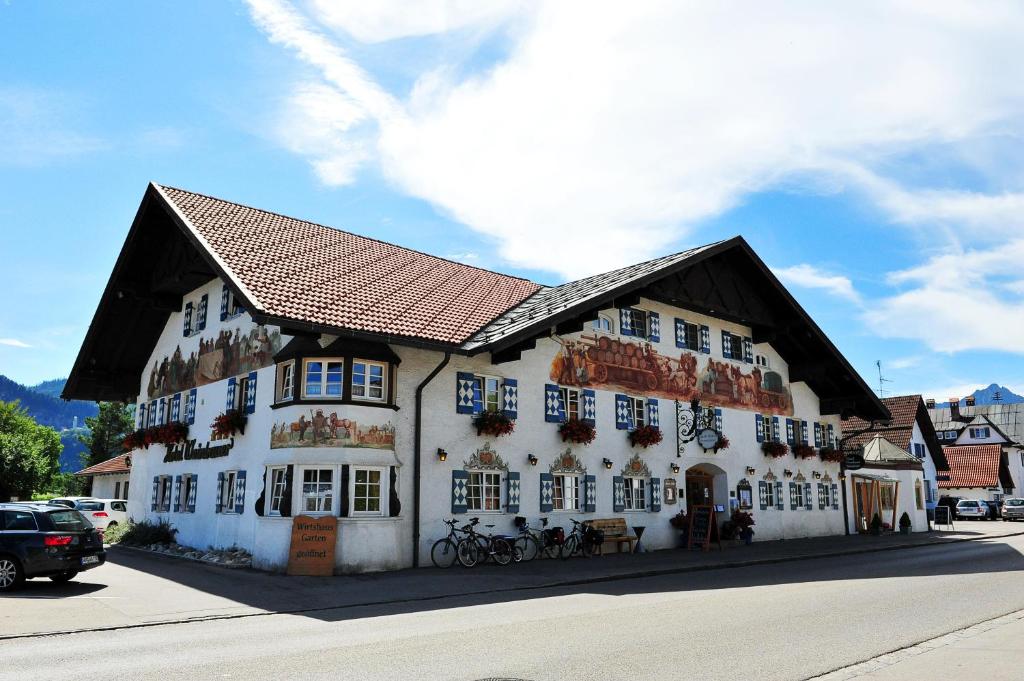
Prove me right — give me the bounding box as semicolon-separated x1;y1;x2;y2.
1002;498;1024;521
956;499;989;519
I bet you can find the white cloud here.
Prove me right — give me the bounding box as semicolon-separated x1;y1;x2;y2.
245;0;1024;278
0;338;32;348
887;356;923;371
0;87;106;166
773;264;862;304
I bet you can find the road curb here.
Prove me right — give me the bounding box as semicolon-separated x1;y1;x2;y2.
5;529;1022;642
109;544;252;570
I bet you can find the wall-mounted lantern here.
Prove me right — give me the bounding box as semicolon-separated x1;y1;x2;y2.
670;463;681;474
603;458;614;469
437;448;448;462
745;466;756;476
783;469;793;478
528;453;538;466
812;471;822;479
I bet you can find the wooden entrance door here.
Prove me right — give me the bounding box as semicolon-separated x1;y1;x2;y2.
853;479;875;533
686;472;714;512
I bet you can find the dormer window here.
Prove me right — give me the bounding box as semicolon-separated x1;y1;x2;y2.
352;360;387;402
272;337;400;409
303;359;344;399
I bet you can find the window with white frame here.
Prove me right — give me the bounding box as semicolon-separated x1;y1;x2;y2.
221;471;237;513
303;359;344;399
629;396;646;428
624;477;647;511
969;426;991;439
593;314;614;333
474;375;502;413
794;483;805;508
820;483;832;508
552;474;579;511
559;387;581;421
177;473;193;512
352;360;387;402
226;289;245;318
466;471;501;512
157;475;172;512
230;375;250;412
277;361;295;402
351;467;383;515
764;481;776;508
301;467;334;514
268;466;288;516
756;354;770;368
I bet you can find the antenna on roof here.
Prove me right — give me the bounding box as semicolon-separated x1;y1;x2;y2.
993;390;1003;402
876;360;892;398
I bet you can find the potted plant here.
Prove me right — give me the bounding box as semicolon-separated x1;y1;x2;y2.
212;409;248;438
558;418;596;445
793;444;817;459
819;446;844;463
714;434;730;452
629;425;663;448
731;509;756;544
899;512;912;535
761;441;789;458
472;410;515;437
869;513;883;536
669;510;689;542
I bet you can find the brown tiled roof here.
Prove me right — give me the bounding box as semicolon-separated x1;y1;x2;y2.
939;445;1001;488
842;394;948;470
75;454;130;477
156;185;542;346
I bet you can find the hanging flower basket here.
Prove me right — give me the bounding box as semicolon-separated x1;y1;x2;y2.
212;409;248;438
559;418;596;445
157;422;190;445
761;441;789;458
714;435;731;452
123;429;147;451
819;446;844;463
793;444;817;459
473;411;515;438
629;425;663;448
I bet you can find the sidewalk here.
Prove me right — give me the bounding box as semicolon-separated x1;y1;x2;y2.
2;521;1019;640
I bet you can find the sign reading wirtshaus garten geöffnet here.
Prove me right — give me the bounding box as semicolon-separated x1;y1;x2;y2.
287;515;338;576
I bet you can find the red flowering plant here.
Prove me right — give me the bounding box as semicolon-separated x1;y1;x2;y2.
629;425;663;448
473;410;515;438
793;444;817;459
123;429;147;451
156;422;190;445
212;409;248;438
559;418;596;445
761;441;789;458
714;434;731;452
819;446;844;463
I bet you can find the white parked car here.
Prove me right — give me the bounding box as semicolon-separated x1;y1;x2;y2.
955;499;989;520
1002;498;1024;521
48;498;127;531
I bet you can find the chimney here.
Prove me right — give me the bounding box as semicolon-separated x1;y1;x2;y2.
949;398;960;420
926;398;936;409
965;396;976;407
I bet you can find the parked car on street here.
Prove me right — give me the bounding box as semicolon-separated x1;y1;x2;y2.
0;503;106;591
1002;498;1024;521
936;496;961;519
48;497;125;531
982;500;1001;519
955;499;989;520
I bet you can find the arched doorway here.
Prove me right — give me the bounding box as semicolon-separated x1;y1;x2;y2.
685;463;728;514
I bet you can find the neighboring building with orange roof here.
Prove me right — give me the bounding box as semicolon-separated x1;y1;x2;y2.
939;444;1014;501
75;454;131;501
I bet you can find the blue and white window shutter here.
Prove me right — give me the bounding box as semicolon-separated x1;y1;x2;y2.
755;413;765;442
186;388;197;425
506;472;521;513
451;470;468;514
619;308;634;337
581;389;597;426
226;377;237;412
544;384;565;422
197;294;208;331
219;284;230;321
244;371;258;414
456;372;479;415
615;394;634;430
699;325;711;354
742;337;754;364
814;422;823;448
648;312;660;342
674;318;688;349
647;398;660;429
183;302;193;337
501;379;518;419
714;408;723;432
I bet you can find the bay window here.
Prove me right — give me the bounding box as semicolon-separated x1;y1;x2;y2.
277;361;295;402
303;359;344;399
352;360;386;402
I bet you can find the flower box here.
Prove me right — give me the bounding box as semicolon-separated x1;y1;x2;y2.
819;446;844;463
793;444;817;459
558;418;596;445
629;425;663;448
761;441;789;458
212;410;248;438
473;410;515;438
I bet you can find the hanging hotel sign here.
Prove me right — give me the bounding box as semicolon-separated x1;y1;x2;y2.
163;438;234;463
697;429;720;451
287;515;338;576
844;452;865;471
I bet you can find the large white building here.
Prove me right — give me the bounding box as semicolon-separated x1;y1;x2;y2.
64;183;890;573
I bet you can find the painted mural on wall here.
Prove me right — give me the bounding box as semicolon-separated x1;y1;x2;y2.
550;334;793;415
270;412;396;451
147;324;283;399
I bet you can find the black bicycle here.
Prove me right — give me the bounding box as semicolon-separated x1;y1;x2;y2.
430;518;472;568
559;518;603;560
513;516;558;562
457;518;516;567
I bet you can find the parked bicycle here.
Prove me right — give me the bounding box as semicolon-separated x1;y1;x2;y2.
513;516;559;562
431;518;473;568
457;517;516;567
559;518;604;560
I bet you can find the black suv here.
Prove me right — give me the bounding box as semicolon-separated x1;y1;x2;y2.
0;503;106;591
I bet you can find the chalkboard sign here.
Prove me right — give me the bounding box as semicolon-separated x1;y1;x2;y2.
687;505;721;551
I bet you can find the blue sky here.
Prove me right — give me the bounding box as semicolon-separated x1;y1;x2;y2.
2;1;1023;402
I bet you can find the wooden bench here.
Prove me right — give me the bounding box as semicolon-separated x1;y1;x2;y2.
585;518;637;554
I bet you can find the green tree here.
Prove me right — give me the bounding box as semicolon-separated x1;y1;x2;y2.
78;401;134;467
0;400;62;501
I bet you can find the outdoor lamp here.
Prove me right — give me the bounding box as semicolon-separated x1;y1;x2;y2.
745;466;756;476
603;458;614;469
528;453;538;466
813;471;822;479
437;448;448;462
670;463;681;474
784;469;793;478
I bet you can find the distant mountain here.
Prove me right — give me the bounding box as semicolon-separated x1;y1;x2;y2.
31;378;70;399
0;375;98;431
938;384;1024;407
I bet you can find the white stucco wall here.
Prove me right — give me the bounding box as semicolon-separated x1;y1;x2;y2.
89;474;129;501
907;421;939;508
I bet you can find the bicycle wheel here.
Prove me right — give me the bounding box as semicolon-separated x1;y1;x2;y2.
515;535;539;562
560;535;578;560
457;538;480;567
540;537;559;560
430;538;459;568
491;538;514;566
581;537;595;558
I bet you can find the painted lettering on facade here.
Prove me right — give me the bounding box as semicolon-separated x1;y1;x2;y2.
550;334;793;415
270;412;396;450
147;323;283;399
163;438;234;463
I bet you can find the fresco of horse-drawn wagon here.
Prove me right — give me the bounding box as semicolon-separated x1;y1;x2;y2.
549;334;792;415
270;411;396;450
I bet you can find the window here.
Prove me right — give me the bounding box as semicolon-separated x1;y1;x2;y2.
303;359;344;398
225;289;245;318
915;480;924;510
593;314;614;333
352;360;387;402
124;481;129;500
157;475;172;512
553;474;579;511
352;467;383;515
722;331;743;360
794;483;805;508
764;482;776;508
268;466;288;516
820;484;833;508
475;376;501;413
913;443;926;459
467;471;501;512
626;309;649;339
231;375;250;412
624;477;647;511
629;397;646;428
301;468;334;514
222;471;237;513
969;427;991;439
178;474;195;512
277;361;295;402
679;321;699;350
756;354;770;368
2;510;37;531
114;481;121;499
560;387;581;421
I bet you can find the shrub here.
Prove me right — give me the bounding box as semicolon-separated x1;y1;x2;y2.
899;512;912;529
105;520;178;546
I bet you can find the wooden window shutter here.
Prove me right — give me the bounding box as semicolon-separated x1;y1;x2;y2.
789;482;798;510
219;283;230;321
456;372;476;414
619;308;634;337
197;294;208;331
612;476;625;513
699;325;711;354
832;484;840;510
721;330;733;359
755;413;764;442
151;476;159;512
226;377;236;412
451;470;468;514
649;477;662;512
173;476;181;512
183;302;193;337
775;481;785;510
804;482;812;511
648;312;660;342
388;466;401;517
814;422;822;448
245;370;258;414
583;474;596;513
615;394;632;430
674;318;688;349
743;337;753;363
506;471;521;514
581;389;596;426
234;470;246;514
340;465;350;517
188;475;197;513
545;384;564;423
215;472;224;513
501;378;518;419
758;481;768;510
647;398;660;430
539;473;554;513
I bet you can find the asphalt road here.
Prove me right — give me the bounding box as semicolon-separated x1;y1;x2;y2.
4;532;1024;681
